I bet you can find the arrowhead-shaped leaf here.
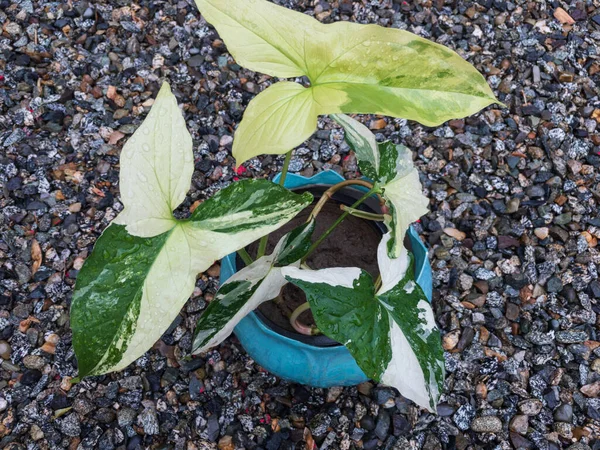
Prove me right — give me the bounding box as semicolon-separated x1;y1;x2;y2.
330;115;429;258
71;83;313;378
113;82;193;238
231;82;318;165
194;0;314;78
377;143;429;258
194;0;499;165
282;233;444;412
72;181;311;377
192;221;315;353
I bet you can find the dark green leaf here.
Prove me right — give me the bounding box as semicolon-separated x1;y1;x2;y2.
274;220;315;267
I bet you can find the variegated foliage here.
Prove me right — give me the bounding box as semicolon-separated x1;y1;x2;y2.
282;234;444;412
71;83;312;378
194;0;499;165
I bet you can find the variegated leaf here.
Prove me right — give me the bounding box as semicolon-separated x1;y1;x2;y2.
113;82;193;238
72;181;311;378
72;82;314;378
231;82;318;166
282;233;444;412
330;114;379;178
194;0;499;165
374;143;428;258
192;221;315;353
329;115;429;258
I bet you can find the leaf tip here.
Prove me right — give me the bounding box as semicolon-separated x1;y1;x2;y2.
300;191;314;204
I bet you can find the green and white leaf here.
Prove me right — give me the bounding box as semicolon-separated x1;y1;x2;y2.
72;179;312;378
330;114;379;177
113;82;193;238
192;221;315;353
377;143;429;258
194;0;499;165
282;233;444;412
327;116;429;258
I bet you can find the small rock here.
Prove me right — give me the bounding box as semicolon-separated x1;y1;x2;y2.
554;403;573;423
509;415;528;434
59;413;81;437
534;227;549;239
373;387;396;407
369;119;387;130
29;424;44;441
218;435;234;450
470;416;502;433
554;421;573;439
453;404;475;431
117;408;137;427
137;407;160;435
443;228;466;241
309;413;331;437
519;399;542;416
553;7;575;24
374;410;390;440
510;432;534;449
357;381;373;396
554;213;572;225
0;341;11;359
546;277;563;293
581;381;600;397
326;386;343;403
443;330;460;350
556;330;588;344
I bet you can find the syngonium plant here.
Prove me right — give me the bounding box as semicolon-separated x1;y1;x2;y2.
70;0;499;412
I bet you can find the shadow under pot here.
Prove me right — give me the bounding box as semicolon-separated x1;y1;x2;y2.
220;170;432;387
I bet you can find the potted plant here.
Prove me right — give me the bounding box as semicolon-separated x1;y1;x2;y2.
70;0;499;412
216;169;434;392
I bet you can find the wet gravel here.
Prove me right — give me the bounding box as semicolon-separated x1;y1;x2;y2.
1;0;600;448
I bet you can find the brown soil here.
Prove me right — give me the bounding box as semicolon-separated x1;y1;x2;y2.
245;190;383;335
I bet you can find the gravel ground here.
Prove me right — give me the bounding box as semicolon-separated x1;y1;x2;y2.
1;0;600;448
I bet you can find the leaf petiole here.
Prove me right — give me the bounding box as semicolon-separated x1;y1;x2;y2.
340;205;385;221
303;187;378;263
237;248;254;266
289;302;320;335
308;179;382;221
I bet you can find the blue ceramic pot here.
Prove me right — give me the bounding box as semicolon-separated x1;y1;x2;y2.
220;170;432;387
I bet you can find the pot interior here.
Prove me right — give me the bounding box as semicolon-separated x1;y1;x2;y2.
239;183;388;347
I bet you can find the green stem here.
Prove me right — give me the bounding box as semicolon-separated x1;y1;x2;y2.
256;234;268;259
237;248;253;267
257;150;293;258
279;151;293;186
374;274;382;291
340;205;385;221
290;302;315;335
303;187;377;262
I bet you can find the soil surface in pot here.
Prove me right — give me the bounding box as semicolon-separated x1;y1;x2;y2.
246;198;382;335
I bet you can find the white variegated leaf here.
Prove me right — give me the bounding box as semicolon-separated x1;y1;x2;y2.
192;252;285;353
329;120;429;259
114;82;193;238
283;233;444;412
330;114;379;176
192;221;315;353
72;178;312;378
382;167;429;258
